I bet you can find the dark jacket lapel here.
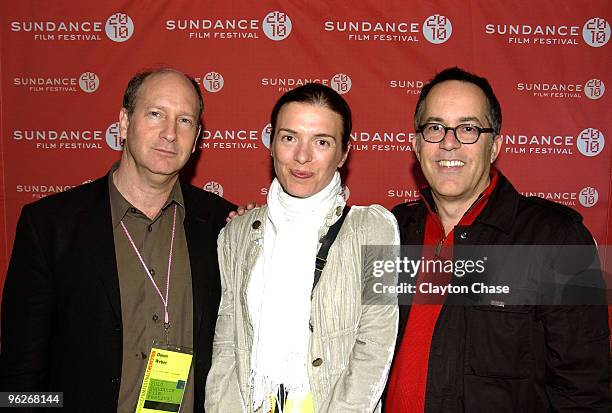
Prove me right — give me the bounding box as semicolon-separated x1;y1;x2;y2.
75;176;121;320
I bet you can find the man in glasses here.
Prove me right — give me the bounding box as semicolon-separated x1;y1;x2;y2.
385;67;609;411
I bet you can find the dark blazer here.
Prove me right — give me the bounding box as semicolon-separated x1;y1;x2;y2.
0;175;235;412
388;172;610;412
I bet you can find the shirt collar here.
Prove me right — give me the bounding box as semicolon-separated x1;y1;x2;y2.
420;167;500;225
107;162;185;228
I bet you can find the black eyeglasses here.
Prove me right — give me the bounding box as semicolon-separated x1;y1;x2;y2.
417;123;495;144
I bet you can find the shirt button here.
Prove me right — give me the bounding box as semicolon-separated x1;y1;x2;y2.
309;321;314;332
130;207;137;214
147;225;153;232
149;268;155;276
111;377;120;385
252;220;261;229
459;232;468;240
152;314;159;322
312;358;323;367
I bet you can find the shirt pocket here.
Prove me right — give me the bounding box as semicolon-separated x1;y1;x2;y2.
466;305;533;379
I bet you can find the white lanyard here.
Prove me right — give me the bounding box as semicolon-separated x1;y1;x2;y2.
120;204;177;343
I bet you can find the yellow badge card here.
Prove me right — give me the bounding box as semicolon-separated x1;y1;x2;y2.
268;392;314;413
135;342;193;413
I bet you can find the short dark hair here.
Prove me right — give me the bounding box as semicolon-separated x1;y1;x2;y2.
122;68;204;125
414;67;502;136
270;83;352;151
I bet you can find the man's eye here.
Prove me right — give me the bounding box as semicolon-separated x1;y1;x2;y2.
461;125;476;133
179;118;193;126
317;139;331;147
149;111;160;118
281;135;295;142
428;124;443;132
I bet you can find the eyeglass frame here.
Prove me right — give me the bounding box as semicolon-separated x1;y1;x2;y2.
416;122;496;144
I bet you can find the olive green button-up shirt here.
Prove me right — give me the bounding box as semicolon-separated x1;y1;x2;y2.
109;171;194;412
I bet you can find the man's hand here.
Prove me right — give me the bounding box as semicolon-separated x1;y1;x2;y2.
226;202;259;222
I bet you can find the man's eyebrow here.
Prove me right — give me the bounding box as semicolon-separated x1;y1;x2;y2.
277;127;297;134
458;116;484;124
143;104;197;117
422;116;444;123
313;133;336;139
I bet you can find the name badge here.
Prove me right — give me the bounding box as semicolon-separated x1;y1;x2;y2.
135;341;193;413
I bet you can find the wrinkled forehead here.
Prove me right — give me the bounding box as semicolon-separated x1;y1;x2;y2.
136;71;198;108
422;80;490;125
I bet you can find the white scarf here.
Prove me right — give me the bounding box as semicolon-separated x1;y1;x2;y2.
249;172;343;412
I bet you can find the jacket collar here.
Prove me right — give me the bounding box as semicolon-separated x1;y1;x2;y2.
76;175;122;320
180;181;216;345
470;172;518;235
403;171;519;235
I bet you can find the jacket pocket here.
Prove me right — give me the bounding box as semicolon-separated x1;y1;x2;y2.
466;306;533;379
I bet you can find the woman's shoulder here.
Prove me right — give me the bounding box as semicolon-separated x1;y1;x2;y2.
348;204;397;225
345;204;399;245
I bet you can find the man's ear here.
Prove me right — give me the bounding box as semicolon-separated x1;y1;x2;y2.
412;135;422;162
191;125;201;154
119;108;130;142
490;134;502;164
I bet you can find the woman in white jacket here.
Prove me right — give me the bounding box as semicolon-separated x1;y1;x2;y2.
205;83;399;413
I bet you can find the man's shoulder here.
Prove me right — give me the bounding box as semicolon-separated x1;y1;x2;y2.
180;181;236;211
518;194;584;224
22;176;107;216
390;199;424;221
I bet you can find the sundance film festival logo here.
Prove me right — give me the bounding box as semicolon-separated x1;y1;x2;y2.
579;187;599;208
105;122;123;151
388;79;425;95
105;13;134;42
576;128;604;157
13;71;100;93
331;74;352;94
387;188;420;203
165;11;291;41
422;14;452;44
202;72;224;92
261;123;272;149
516;78;605;100
350;129;414;152
78;72;100;93
13;128;103;150
584;79;605;99
203;181;224;197
262;11;292;40
582;17;610;47
16;183;76;199
10;13;133;42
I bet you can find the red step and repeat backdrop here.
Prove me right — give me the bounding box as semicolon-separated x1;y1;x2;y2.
0;1;610;289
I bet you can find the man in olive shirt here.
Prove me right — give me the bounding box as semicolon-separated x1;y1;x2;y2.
0;68;235;412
